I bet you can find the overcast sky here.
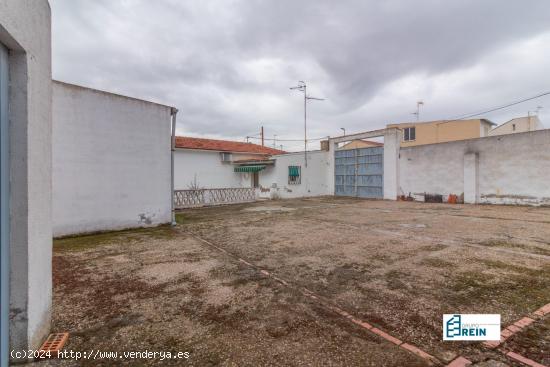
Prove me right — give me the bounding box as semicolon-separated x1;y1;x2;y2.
50;0;550;151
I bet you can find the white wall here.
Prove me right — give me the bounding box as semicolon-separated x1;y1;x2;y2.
174;150;253;189
180;128;550;206
53;81;173;236
0;0;52;354
259;150;332;199
399;129;550;205
383;128;400;200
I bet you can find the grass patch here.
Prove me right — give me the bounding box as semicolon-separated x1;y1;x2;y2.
418;244;448;252
441;263;550;313
478;240;550;256
54;231;129;251
54;224;177;252
385;270;412;291
419;257;452;268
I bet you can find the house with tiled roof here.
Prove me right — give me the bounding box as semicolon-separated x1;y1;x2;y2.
174;136;286;190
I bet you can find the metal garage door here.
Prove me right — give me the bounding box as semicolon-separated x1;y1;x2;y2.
335;146;383;198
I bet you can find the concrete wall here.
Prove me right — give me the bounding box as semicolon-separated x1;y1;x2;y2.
259;150;332;199
399;129;550;205
52;81;173;236
383;129;400;200
174;150;258;189
180;128;550;206
0;0;52;354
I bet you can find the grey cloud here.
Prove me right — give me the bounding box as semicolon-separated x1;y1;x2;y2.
50;0;550;149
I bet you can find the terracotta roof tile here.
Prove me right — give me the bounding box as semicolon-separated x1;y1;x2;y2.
175;136;285;155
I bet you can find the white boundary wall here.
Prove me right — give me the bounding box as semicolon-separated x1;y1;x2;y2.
399;129;550;205
176;128;550;206
53;81;173;236
259;150;332;199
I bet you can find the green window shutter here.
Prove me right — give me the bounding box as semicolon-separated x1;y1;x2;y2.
234;165;266;173
288;166;300;177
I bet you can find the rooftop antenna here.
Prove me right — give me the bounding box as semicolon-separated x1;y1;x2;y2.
412;100;424;121
290;81;324;167
261;126;264;146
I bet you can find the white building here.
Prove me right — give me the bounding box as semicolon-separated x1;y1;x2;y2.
258;150;333;199
489;115;544;136
52;81;175;237
174;137;284;190
1;0;52;360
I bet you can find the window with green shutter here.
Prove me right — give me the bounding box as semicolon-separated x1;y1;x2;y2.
288;166;301;185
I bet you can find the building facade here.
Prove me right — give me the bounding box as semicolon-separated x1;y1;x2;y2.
488;115;544;136
258;150;333;199
52;81;174;236
387;119;495;147
339;139;383;150
174;137;284;190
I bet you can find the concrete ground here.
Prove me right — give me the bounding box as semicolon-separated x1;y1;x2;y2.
44;197;550;366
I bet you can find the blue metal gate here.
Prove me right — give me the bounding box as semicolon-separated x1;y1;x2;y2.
335;146;383;198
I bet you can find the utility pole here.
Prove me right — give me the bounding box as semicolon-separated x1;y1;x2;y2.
290;81;324;167
261;126;264;146
273;134;277;148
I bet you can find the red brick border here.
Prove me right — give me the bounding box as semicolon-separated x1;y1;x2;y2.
188;231;440;366
483;303;550;350
445;356;472;367
506;351;547;367
533;303;550;317
479;303;550;367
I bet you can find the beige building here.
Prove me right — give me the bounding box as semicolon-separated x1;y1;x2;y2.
387;118;495;147
488;115;544;136
340;139;383;150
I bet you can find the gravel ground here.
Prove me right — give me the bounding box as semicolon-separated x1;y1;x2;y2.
34;197;550;366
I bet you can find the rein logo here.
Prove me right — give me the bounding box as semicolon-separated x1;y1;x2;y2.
443;314;500;341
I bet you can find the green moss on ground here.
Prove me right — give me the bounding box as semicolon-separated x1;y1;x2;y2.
441;262;550;314
54;224;178;252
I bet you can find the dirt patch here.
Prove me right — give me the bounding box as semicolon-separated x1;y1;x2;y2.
502;317;550;366
42;197;550;366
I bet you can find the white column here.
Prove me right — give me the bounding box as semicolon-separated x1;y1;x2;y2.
383;128;400;200
327;139;336;195
463;152;479;204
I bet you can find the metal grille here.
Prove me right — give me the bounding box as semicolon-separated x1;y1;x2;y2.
174;188;257;209
335;146;383;198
